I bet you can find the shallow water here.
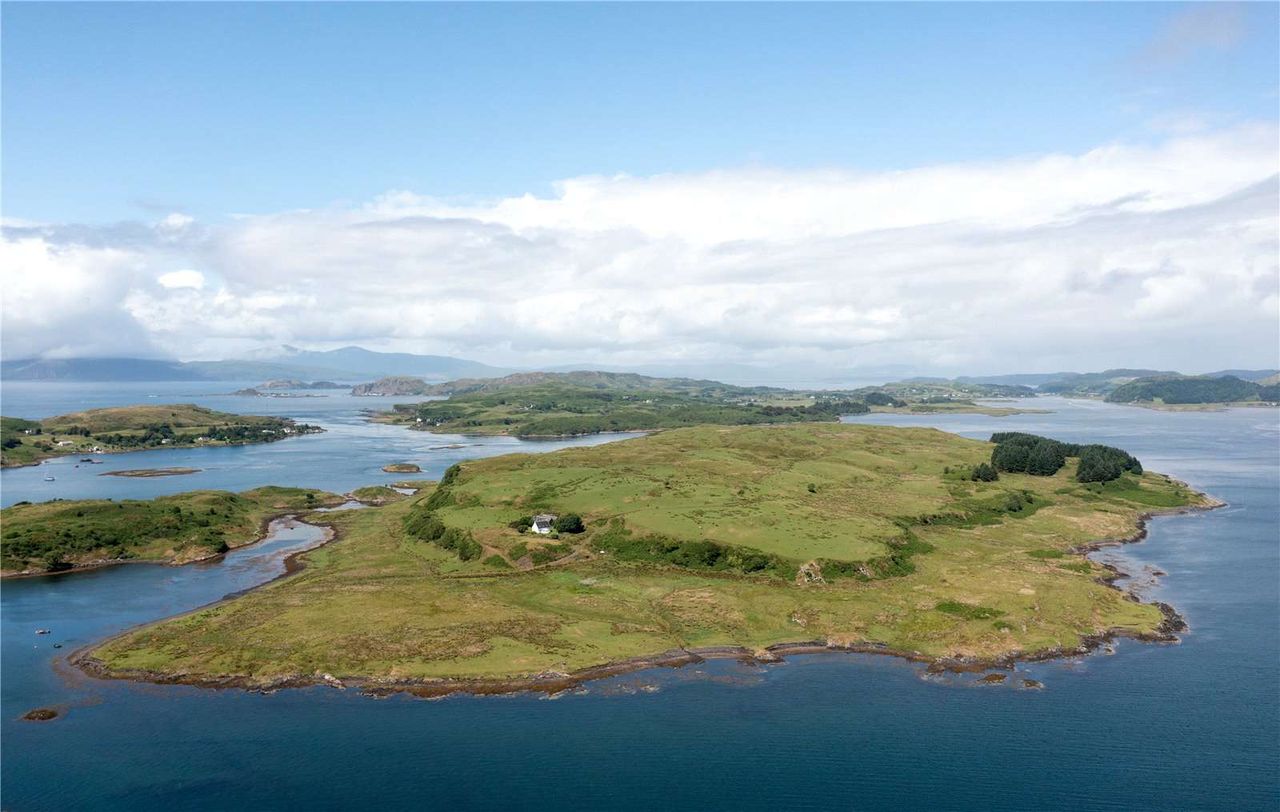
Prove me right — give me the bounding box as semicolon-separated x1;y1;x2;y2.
1;388;1276;810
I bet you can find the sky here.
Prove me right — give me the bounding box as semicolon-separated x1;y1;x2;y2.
2;2;1278;375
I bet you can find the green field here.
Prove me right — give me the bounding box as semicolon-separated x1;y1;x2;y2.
0;404;322;467
0;487;343;573
83;424;1210;687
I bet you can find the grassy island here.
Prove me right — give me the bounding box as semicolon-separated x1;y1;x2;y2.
1;486;343;574
373;373;1046;439
0;405;323;467
385;381;870;437
77;424;1212;692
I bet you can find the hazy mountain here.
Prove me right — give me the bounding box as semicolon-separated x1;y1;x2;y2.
1;357;204;381
1203;369;1280;382
1;347;515;383
238;346;515;380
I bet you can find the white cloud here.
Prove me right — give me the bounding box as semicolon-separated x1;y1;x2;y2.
156;269;205;290
2;124;1277;373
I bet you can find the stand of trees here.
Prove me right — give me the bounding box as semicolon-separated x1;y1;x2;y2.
989;432;1141;483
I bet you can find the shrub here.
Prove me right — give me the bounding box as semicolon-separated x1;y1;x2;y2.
971;463;999;482
553;514;585;534
935;601;1005;620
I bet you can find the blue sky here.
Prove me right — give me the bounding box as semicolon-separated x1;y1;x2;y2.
5;2;1277;223
2;3;1277;373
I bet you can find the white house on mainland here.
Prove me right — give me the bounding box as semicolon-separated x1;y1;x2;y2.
530;514;558;535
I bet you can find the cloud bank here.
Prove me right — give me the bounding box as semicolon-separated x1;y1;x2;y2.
3;124;1277;374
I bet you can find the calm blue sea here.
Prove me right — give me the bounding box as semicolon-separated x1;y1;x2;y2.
1;386;1277;811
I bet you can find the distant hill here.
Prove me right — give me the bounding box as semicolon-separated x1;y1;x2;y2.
352;370;775;398
1;357;204;382
943;368;1280;396
1106;375;1279;405
242;346;514;381
2;347;514;383
1202;369;1280;382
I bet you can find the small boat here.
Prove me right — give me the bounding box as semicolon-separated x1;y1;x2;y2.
43;476;55;482
35;629;50;635
80;457;93;462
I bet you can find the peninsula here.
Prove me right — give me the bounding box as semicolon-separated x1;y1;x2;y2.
1;486;343;575
71;423;1213;694
0;404;323;467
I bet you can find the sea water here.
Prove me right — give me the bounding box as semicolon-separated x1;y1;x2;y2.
1;388;1276;810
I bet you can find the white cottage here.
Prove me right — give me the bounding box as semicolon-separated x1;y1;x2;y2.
530;514;558;535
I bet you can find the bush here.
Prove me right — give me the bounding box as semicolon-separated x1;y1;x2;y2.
935;601;1005;620
971;463;999;482
402;506;481;560
553;513;585;534
595;522;793;578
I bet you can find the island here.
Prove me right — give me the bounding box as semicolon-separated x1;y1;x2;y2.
0;404;324;467
101;467;202;478
381;463;421;473
258;379;345;390
366;372;1043;439
230;388;326;399
0;486;344;575
64;423;1215;695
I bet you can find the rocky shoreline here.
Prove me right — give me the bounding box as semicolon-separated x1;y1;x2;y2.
68;493;1225;699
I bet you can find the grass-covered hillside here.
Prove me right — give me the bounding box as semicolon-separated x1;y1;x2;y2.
1;487;343;574
389;383;869;436
0;404;322;467
87;424;1211;688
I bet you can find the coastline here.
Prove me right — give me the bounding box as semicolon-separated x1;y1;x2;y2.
69;493;1225;698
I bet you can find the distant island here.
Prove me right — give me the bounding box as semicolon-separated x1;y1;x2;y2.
101;467;202;478
892;369;1279;409
256;379;345;390
0;404;323;468
360;371;1041;438
68;423;1215;694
